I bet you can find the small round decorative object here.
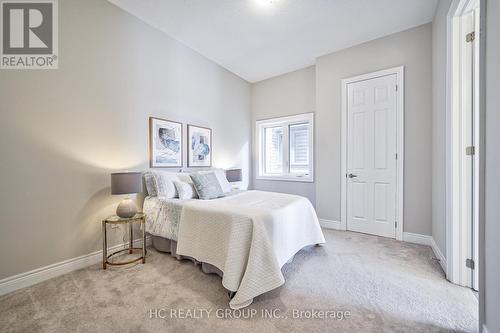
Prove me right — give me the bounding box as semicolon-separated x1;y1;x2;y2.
116;198;137;218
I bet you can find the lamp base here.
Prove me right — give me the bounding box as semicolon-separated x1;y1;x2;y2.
116;198;137;218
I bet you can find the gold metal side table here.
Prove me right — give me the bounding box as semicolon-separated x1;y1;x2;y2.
102;213;146;269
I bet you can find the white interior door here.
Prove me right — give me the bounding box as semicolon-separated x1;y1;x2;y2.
347;74;398;238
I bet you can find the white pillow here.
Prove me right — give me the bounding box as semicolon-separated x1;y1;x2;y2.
196;168;232;193
151;171;179;198
173;181;199;199
177;173;194;183
214;169;232;193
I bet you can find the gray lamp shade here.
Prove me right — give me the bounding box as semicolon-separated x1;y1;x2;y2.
225;169;242;183
111;172;143;195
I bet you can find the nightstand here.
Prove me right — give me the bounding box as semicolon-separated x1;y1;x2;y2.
102;213;146;269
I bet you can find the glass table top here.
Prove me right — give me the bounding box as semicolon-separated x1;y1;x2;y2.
104;213;145;222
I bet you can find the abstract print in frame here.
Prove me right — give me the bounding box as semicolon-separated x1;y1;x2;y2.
149;117;183;168
187;124;212;167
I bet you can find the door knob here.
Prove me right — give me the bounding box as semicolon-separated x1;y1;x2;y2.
348;173;358;178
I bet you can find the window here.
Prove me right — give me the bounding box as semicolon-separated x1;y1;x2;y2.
256;113;314;182
265;126;283;174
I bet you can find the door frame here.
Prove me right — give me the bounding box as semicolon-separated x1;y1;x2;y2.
446;0;483;287
340;66;405;240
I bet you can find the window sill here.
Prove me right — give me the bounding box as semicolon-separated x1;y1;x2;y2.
256;176;314;183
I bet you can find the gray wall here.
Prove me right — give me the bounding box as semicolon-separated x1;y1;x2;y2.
315;24;433;234
431;0;452;258
251;66;316;205
484;0;500;331
251;25;433;234
0;0;251;279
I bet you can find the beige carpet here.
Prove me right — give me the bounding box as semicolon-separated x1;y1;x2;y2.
0;230;477;332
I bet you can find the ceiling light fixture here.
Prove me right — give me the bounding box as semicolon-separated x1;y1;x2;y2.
256;0;278;7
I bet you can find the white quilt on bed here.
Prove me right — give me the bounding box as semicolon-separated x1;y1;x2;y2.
175;190;325;309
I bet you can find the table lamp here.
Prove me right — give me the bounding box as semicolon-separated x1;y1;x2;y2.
225;169;242;183
111;172;142;218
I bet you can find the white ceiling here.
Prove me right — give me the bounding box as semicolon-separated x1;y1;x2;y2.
109;0;438;83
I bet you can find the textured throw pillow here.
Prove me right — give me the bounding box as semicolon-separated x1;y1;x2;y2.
173;181;199;199
196;169;232;193
143;172;158;196
190;172;225;200
152;171;178;198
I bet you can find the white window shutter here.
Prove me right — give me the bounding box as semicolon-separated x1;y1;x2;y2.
265;127;284;174
256;113;313;181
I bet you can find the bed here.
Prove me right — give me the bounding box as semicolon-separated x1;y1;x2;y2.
142;171;325;309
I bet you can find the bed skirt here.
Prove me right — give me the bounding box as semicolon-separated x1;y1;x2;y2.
152;235;302;300
151;236;227;284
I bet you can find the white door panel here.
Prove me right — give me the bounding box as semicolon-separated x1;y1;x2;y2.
347;74;397;238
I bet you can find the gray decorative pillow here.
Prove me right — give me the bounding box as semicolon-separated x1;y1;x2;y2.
197;168;232;193
173;181;199;200
190;172;224;200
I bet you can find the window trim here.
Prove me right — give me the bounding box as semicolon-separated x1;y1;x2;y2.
256;113;314;182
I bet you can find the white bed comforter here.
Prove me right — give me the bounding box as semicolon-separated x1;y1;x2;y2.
175;190;325;309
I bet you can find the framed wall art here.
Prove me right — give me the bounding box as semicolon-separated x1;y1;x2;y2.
149;117;183;168
187;124;212;167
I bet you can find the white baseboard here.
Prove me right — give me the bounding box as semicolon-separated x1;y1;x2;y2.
430;238;447;274
319;229;447;273
0;236;152;297
403;232;434;246
319;219;343;230
403;232;447;273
